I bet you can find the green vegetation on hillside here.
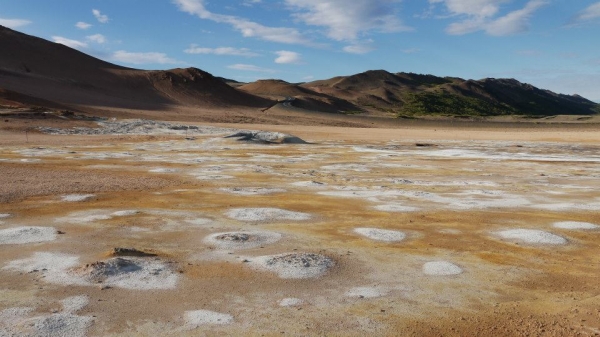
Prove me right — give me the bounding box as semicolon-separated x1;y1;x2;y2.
400;92;515;116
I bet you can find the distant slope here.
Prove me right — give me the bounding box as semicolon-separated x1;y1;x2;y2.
0;25;270;110
303;70;599;117
239;79;361;114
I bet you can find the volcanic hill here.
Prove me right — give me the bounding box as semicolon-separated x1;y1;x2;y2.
0;25;270;111
301;70;599;117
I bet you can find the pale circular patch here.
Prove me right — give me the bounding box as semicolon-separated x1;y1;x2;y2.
148;168;178;173
553;221;599;230
0;227;57;245
291;181;326;188
184;310;233;327
184;218;213;226
219;187;286;195
373;204;419;212
204;231;282;250
111;210;140;217
422;261;463;276
496;229;567;245
278;298;304;307
345;286;389;298
354;228;406;242
194;175;234;180
226;208;311;222
61;194;95;202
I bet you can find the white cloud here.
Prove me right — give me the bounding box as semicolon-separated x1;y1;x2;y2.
92;9;109;23
184;45;259;56
484;0;547;36
173;0;311;45
343;41;375;54
227;64;276;73
52;36;88;50
86;34;106;44
111;51;179;65
285;0;411;41
274;50;302;64
573;2;600;23
243;0;262;6
0;18;32;29
429;0;507;18
431;0;548;36
75;21;92;30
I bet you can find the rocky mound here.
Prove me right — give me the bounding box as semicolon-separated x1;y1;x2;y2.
225;131;308;144
250;252;335;279
204;231;282;250
72;257;178;289
108;247;157;257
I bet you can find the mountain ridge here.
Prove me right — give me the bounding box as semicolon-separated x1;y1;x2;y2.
1;25;597;118
301;70;598;117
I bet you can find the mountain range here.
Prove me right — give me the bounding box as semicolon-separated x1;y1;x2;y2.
1;25;598;119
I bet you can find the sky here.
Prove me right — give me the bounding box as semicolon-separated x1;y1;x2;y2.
1;0;599;101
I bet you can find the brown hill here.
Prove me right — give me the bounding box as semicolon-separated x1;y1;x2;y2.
239;79;360;114
303;70;599;116
0;25;270;111
0;88;74;110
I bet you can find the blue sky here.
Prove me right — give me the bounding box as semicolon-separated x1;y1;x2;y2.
1;0;599;101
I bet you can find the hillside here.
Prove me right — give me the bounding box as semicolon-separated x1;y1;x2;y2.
238;79;360;114
303;70;599;117
0;25;270;111
1;25;597;119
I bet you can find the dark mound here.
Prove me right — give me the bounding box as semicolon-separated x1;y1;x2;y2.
108;247;157;257
225;131;308;144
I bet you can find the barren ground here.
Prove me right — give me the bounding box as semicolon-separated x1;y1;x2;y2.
0;116;599;336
